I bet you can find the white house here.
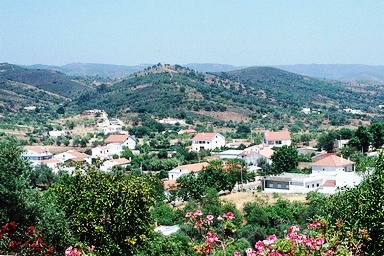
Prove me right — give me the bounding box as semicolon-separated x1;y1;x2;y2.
39;159;62;169
91;144;121;159
263;173;325;193
48;130;66;137
243;148;274;166
23;146;53;165
100;158;131;172
310;155;354;172
263;131;292;148
263;155;361;194
218;150;245;159
101;125;123;134
178;129;197;135
301;108;311;114
105;134;137;150
191;133;225;151
334;139;349;151
168;162;209;180
53;149;91;164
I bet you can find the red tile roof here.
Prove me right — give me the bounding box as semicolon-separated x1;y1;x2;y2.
26;146;49;153
67;150;89;158
258;148;274;158
163;180;178;190
323;180;336;187
105;134;129;144
173;162;209;173
264;131;291;141
113;158;130;165
192;133;219;141
40;159;61;164
312;153;336;161
310;155;354;167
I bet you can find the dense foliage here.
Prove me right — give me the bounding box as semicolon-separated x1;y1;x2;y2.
45;167;157;255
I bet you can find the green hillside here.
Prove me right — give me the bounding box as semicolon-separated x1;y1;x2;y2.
226;67;384;112
71;64;384;128
0;63;92;98
1;63;384;129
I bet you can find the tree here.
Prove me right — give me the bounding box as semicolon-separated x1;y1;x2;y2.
270;145;298;174
45;167;156;255
369;123;384;150
348;126;372;153
325;151;384;254
56;106;65;115
176;173;206;201
316;130;338;152
0;136;42;227
29;164;57;189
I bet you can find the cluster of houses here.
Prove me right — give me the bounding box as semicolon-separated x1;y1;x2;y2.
165;131;362;195
22;133;137;173
23;128;363;195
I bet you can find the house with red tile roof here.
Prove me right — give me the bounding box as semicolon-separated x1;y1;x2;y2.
191;132;225;151
100;158;131;172
104;134;136;150
91;144;121;159
39;159;62;169
310;155;354;172
168;162;209;180
263;131;291;148
22;146;53;164
262;155;361;194
53;149;91;164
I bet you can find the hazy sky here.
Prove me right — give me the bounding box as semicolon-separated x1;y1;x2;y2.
1;0;384;66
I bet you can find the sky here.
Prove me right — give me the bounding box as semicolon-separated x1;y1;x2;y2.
1;0;384;67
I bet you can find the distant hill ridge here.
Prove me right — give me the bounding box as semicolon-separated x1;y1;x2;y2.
23;62;384;84
1;62;384;126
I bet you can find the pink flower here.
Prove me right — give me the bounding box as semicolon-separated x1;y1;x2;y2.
206;215;214;221
255;240;265;252
245;248;255;256
205;244;212;254
223;211;234;220
206;232;219;243
194;218;203;228
217;216;223;221
185;212;193;218
288;225;300;233
65;246;82;256
234;252;241;256
193;210;203;217
315;237;325;246
263;234;277;245
270;252;284;256
308;220;322;229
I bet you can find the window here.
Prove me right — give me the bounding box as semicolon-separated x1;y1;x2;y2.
307;185;309;188
277;184;281;188
317;183;319;187
268;183;274;188
285;184;289;189
312;184;314;188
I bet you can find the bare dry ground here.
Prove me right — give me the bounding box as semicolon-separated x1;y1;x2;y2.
220;192;307;212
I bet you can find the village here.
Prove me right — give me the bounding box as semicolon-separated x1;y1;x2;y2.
21;109;365;199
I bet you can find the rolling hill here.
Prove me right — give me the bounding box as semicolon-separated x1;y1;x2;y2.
2;63;384;129
70;64;384;125
0;63;93;99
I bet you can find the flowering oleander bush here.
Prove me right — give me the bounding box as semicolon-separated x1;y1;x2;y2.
185;210;238;255
0;222;55;255
235;219;369;256
65;245;95;256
